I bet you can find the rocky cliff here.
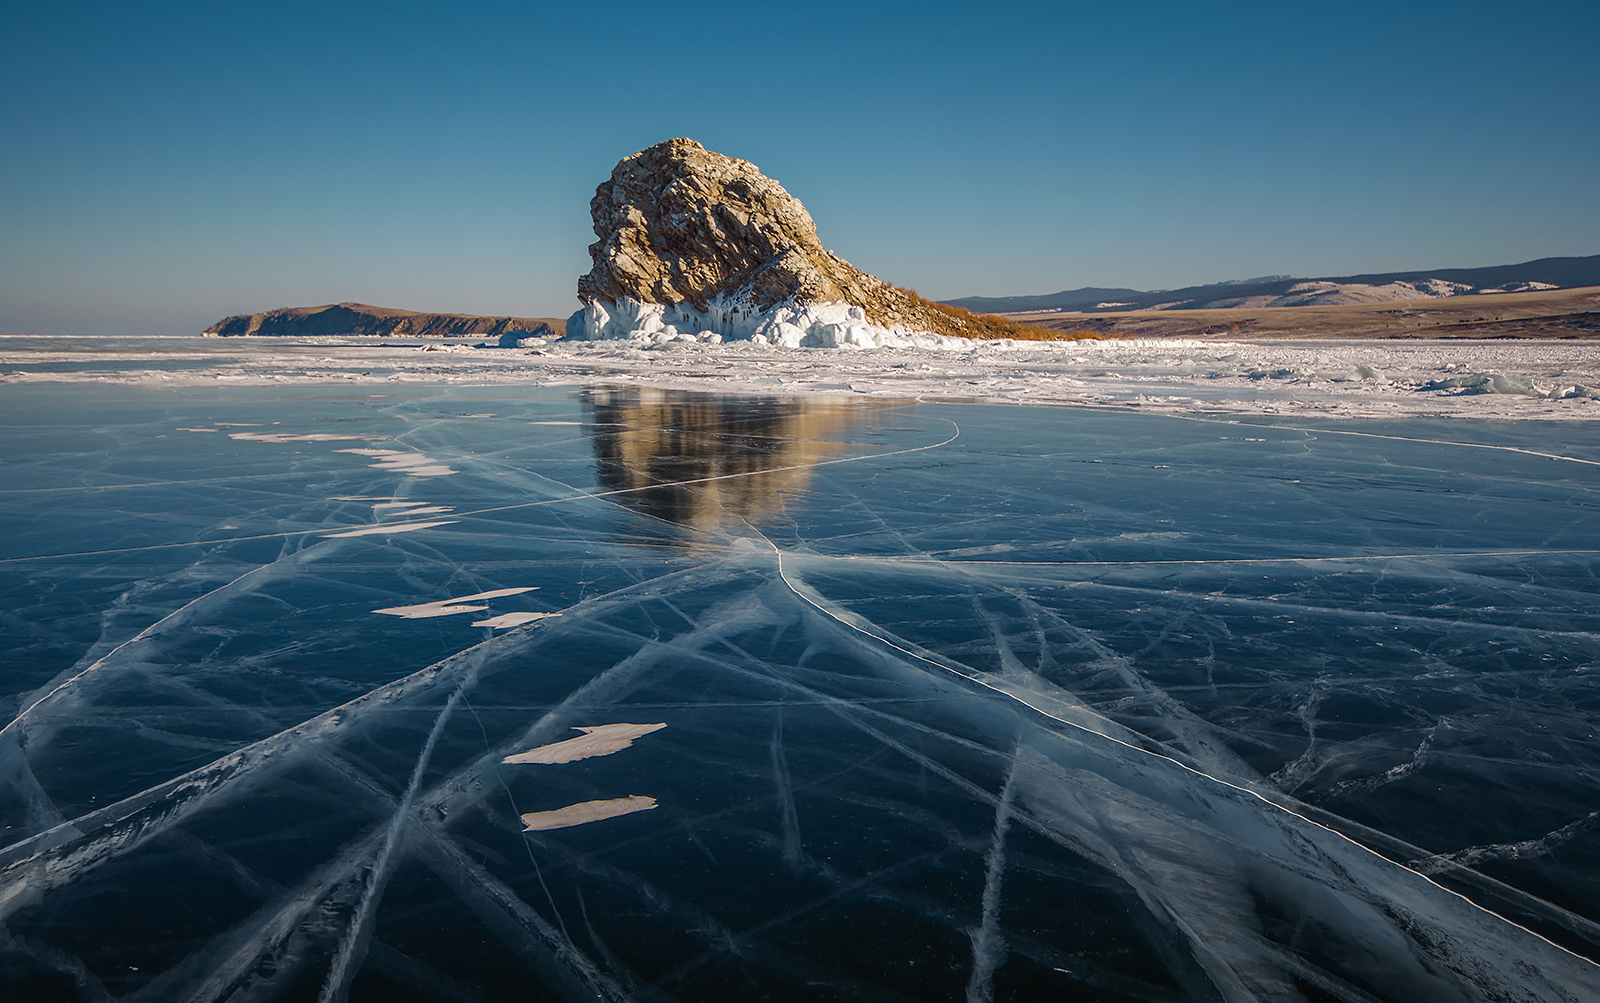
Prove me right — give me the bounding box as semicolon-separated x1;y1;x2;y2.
205;303;563;339
570;138;1052;347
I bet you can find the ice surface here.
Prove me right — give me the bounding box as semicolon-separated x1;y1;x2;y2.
2;373;1600;1001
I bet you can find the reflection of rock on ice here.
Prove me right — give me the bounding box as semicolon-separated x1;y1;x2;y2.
584;387;888;543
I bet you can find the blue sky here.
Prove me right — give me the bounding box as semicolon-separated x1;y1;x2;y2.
3;0;1597;335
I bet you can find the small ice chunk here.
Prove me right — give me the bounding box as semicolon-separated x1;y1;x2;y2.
1422;372;1548;397
1550;384;1599;400
324;520;457;538
383;505;453;516
372;586;538;618
503;723;666;764
472;611;560;629
519;795;658;831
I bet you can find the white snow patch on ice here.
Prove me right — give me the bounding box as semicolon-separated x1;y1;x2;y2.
334;448;457;477
323;520;457;539
230;431;380;443
381;505;453;516
503;723;667;765
519;795;658;831
471;611;560;629
371;586;538;619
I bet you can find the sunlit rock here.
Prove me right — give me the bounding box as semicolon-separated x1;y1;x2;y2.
568;138;1048;348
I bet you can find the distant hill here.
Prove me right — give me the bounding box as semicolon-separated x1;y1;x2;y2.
943;255;1600;314
205;303;566;338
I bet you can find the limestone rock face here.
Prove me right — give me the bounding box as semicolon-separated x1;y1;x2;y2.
575;138;1029;345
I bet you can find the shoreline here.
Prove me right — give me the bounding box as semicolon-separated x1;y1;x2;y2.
3;333;1600;421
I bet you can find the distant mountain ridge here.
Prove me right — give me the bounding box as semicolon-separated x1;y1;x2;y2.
943;255;1600;314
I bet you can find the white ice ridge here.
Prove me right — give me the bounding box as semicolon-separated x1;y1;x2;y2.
503;723;668;765
568;294;977;350
372;586;538;618
519;795;659;831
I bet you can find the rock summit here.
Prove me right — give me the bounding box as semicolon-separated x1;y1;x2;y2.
569;138;1038;348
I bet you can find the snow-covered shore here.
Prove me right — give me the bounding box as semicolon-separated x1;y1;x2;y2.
4;333;1600;420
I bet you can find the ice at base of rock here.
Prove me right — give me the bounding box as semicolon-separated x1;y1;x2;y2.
568;295;976;351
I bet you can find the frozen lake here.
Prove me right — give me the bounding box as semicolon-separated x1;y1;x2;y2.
3;341;1600;1001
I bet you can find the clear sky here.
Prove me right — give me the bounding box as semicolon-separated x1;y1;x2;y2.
3;0;1597;335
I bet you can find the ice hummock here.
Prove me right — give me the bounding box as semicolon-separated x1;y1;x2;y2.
568;293;976;350
5;332;1600;422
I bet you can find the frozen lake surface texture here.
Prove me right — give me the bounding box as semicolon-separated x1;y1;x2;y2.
2;336;1600;1002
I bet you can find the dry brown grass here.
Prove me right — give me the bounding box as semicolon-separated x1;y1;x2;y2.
897;287;1124;341
1005;285;1600;341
